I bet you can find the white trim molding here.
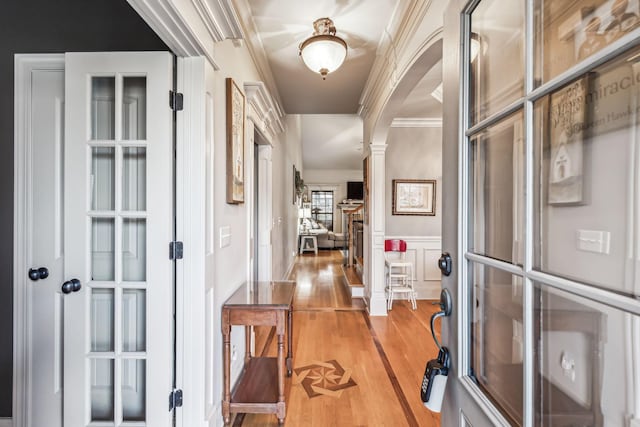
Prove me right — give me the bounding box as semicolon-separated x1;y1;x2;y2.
385;235;442;299
127;0;246;69
232;0;284;114
243;81;284;142
358;0;434;117
192;0;243;41
366;144;389;316
391;117;442;128
175;56;209;427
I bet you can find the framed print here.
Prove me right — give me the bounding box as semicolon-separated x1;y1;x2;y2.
292;165;300;204
226;78;245;204
392;179;436;216
547;77;586;205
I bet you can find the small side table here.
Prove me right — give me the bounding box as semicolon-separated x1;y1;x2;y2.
299;234;318;255
221;281;295;425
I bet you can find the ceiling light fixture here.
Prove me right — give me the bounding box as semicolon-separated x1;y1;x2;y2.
299;17;347;80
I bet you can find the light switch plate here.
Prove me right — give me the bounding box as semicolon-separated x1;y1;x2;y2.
219;226;231;248
577;229;610;254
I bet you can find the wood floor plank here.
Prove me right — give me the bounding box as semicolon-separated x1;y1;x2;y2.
236;250;441;426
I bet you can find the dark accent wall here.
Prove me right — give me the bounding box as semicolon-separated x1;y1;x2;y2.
0;0;168;417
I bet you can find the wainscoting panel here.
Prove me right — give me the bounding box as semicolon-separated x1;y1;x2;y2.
386;236;441;299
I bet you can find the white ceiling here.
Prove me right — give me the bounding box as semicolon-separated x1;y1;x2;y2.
246;0;399;114
243;0;443;170
300;115;363;170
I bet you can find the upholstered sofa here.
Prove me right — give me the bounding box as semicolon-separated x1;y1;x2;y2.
300;218;346;249
316;231;347;249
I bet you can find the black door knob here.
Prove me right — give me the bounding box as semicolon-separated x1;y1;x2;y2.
28;267;49;281
61;279;81;294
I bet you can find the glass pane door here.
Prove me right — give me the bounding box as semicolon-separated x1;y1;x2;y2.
457;1;640;426
89;74;148;424
64;52;173;427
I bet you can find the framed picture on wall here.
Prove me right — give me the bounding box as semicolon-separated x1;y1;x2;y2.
547;77;587;205
292;165;298;204
226;78;245;204
392;179;436;216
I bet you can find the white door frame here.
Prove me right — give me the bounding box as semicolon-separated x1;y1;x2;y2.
175;56;211;427
255;142;273;281
13;53;65;427
121;4;284;425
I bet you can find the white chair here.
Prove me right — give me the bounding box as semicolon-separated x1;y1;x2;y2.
384;239;416;310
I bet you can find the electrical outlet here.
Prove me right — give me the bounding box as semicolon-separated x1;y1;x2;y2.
231;345;238;361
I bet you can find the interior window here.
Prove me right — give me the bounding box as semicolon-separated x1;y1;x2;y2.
311;190;334;231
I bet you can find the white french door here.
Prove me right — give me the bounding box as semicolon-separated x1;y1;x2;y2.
443;1;640;426
63;52;174;427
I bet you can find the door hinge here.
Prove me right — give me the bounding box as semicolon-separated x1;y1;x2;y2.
170;90;184;111
169;241;184;260
169;389;183;411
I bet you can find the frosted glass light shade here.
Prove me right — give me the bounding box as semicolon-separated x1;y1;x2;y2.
300;35;347;79
299;19;347;80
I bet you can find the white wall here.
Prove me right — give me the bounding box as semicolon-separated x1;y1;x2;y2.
208;39;301;424
385;126;442;236
272;115;303;279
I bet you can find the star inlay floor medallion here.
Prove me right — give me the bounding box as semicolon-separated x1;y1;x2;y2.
293;359;357;398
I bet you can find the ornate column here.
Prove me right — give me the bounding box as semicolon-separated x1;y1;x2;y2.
365;143;388;316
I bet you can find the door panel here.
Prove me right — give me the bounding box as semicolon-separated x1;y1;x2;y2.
31;66;65;427
64;51;173;427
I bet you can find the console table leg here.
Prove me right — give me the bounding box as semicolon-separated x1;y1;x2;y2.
222;324;231;424
286;307;293;376
277;332;285;422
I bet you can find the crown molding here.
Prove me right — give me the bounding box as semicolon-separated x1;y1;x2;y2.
191;0;244;40
231;0;285;115
358;0;433;117
244;81;285;142
128;0;245;68
391;117;442;127
127;0;219;68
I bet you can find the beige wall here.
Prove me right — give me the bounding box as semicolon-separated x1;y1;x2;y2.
385;126;442;236
210;39;302;416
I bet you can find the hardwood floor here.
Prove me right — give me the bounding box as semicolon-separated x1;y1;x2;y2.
236;250;441;426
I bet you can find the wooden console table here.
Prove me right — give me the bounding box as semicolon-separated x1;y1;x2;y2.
221;281;295;425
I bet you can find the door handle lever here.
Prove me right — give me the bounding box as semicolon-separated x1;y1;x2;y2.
430;289;452;351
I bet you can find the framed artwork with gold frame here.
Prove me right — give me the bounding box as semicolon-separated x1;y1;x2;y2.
226;78;245;204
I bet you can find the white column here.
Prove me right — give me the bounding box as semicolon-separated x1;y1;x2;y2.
366;143;388;316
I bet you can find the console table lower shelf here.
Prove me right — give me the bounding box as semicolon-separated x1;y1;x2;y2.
221;281;295;425
230;357;283;416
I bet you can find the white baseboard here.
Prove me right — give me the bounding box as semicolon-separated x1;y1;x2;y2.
284;254;297;280
352;287;364;298
0;418;12;427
